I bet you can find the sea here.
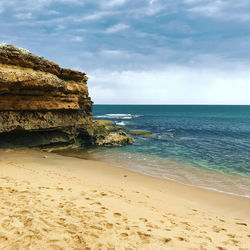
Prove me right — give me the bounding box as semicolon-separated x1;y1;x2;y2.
69;105;250;198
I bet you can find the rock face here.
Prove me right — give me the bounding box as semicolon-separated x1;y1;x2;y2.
0;44;133;148
91;120;134;146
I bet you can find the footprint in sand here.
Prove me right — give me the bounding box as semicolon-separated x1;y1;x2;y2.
205;236;212;242
18;210;33;216
177;236;189;242
67;223;78;233
94;211;105;218
235;222;247;226
1;218;14;231
101;206;108;210
39;217;56;228
90;202;102;206
38;186;50;190
113;212;122;218
139;218;148;223
100;192;108;197
137;231;151;243
0;234;8;243
106;223;113;229
163;238;172;244
48;244;64;250
181;221;191;226
212;225;227;233
121;232;129;237
227;233;236;238
229;239;239;246
90;225;103;231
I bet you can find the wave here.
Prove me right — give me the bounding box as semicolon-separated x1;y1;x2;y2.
94;113;141;119
115;121;127;126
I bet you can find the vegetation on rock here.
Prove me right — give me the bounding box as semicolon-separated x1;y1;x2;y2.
0;43;32;55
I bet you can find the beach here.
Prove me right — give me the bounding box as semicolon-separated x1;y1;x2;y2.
0;149;249;249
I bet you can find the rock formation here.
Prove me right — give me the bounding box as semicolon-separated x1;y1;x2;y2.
91;120;134;146
0;44;133;148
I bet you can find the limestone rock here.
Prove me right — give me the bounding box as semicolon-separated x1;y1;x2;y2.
0;45;92;148
91;120;134;146
0;45;133;148
95;130;134;147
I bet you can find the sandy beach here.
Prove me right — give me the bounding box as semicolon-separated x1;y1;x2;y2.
0;149;249;249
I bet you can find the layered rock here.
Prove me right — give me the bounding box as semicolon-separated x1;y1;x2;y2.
0;44;133;148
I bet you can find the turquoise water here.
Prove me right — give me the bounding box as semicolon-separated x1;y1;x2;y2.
90;105;250;197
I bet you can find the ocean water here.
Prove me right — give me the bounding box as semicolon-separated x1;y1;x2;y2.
74;105;250;198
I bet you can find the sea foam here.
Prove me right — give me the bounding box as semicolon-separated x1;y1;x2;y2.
95;113;141;119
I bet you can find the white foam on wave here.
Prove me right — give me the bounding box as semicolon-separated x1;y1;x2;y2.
115;121;126;126
167;129;176;132
95;113;141;119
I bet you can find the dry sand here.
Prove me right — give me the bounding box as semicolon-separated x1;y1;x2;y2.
0;149;249;249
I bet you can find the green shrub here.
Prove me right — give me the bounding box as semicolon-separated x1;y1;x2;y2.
0;43;32;55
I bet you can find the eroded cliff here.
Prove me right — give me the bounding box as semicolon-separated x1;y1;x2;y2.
0;44;133;148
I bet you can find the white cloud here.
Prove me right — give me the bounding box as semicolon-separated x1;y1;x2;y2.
71;36;83;42
88;66;250;104
47;10;60;15
100;50;125;56
187;0;227;16
149;0;158;4
14;12;33;19
129;2;165;17
98;0;127;8
224;13;250;22
0;0;84;13
164;21;195;34
0;0;11;13
104;23;129;33
2;0;250;23
78;11;117;21
184;0;250;21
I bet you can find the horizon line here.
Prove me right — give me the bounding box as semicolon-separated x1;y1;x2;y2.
93;104;250;106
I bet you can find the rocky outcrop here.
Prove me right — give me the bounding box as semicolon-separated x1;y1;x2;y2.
0;44;133;148
91;120;134;146
96;131;134;146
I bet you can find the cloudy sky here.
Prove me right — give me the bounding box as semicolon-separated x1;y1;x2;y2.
1;0;250;104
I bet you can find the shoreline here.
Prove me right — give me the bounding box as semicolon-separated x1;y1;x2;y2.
61;152;250;219
56;148;250;200
0;149;249;248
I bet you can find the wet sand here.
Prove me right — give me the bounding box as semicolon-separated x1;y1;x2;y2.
0;149;249;249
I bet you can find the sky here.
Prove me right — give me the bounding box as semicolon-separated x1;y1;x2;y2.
1;0;250;104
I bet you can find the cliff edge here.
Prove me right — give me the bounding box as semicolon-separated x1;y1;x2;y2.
0;44;133;148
